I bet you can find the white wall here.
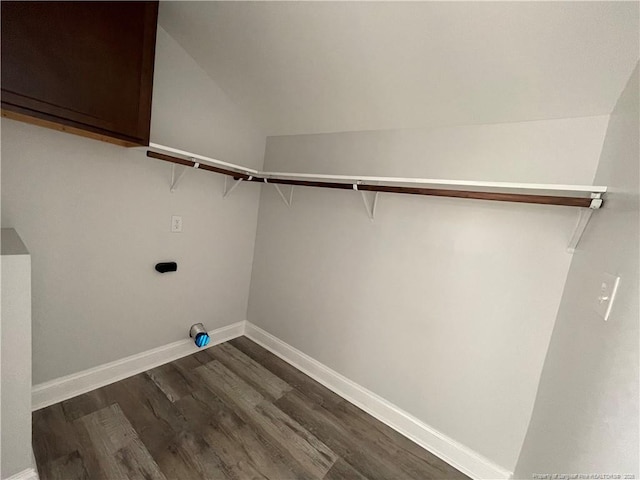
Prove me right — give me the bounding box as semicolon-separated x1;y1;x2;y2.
1;229;32;478
151;27;265;169
248;116;609;472
514;66;639;478
0;27;266;384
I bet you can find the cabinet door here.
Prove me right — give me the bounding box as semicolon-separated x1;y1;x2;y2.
1;1;158;146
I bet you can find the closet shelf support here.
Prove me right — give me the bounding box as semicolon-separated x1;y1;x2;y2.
271;181;294;207
223;176;248;198
360;191;379;221
567;193;602;253
170;158;199;192
170;164;186;192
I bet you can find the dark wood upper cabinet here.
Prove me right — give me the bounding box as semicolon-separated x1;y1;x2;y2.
1;1;158;147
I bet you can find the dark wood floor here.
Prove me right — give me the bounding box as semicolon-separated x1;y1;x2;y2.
33;336;469;480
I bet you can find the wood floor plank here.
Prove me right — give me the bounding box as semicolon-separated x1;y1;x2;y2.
323;458;370;480
252;401;338;476
162;429;232;480
151;440;207;480
199;420;270;480
68;418;112;480
207;343;292;401
197;359;339;478
45;451;90;480
328;400;469;480
176;388;314;480
134;384;229;480
61;388;112;422
190;347;218;365
146;362;194;403
100;373;188;458
171;353;208;382
226;423;316;480
199;359;264;408
77;403;166;480
33;404;81;467
228;337;345;409
113;437;168;480
79;403;137;454
275;390;422;480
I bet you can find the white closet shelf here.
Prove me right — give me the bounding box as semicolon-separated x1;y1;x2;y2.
144;143;605;252
146;143;606;202
148;142;261;175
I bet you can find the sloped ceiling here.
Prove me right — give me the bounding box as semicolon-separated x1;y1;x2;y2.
159;1;639;136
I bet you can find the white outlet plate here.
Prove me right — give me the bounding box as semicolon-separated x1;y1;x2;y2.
171;215;183;233
595;273;620;321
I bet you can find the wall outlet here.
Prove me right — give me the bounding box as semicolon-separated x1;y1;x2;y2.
595;273;620;321
171;215;183;233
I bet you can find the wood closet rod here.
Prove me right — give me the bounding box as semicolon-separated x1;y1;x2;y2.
147;151;254;179
146;150;596;208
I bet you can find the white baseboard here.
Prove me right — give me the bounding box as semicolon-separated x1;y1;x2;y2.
31;321;245;411
244;321;513;480
4;468;39;480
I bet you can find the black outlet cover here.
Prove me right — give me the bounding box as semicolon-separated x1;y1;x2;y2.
155;262;177;273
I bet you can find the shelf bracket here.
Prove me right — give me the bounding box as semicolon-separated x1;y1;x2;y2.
170;164;187;192
353;182;378;221
223;175;250;199
567;193;603;253
274;184;294;207
170;159;199;192
265;179;294;207
360;191;379;221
